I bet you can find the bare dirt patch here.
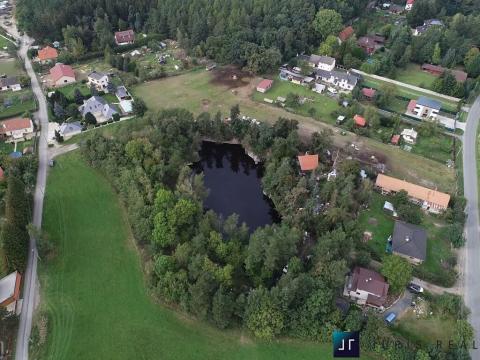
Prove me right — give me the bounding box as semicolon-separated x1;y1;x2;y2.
210;65;252;89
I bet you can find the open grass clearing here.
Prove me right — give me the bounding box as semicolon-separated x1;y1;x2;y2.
133;70;456;192
0;89;36;119
0;58;23;76
395;64;437;89
38;151;351;360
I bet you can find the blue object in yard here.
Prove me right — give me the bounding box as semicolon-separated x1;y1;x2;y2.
384;312;397;324
9;151;22;159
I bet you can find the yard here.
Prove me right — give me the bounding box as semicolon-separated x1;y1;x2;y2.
358;192;456;286
395;64;437;89
0;89;37;119
251;79;340;124
37;151;352;360
0;58;23;76
132;69;456;193
410;133;453;164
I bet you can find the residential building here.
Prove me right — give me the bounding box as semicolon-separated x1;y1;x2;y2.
0;271;22;313
297;154;319;171
59;121;82;139
256;79;273;93
338;26;354;42
406;96;441;119
280;69;305;85
354;114;366;127
357;36;385;55
362;88;376;100
401;128;418;144
79;96;106;117
300;54;336;71
102;103;119;120
0;117;34;142
114;29;135;46
414;19;444;36
344;267;389;308
115;85;132;101
405;0;415;10
0;76;21;91
49;63;75;87
87;71;109;91
375;173;450;212
315;69;358;92
391;221;427;265
37;45;58;63
421;64;468;83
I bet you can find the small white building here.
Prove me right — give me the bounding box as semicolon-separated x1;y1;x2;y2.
0;76;21;92
315;69;358;92
87;71;109;92
407;96;441;120
401;128;418;144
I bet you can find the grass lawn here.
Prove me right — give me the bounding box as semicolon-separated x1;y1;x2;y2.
251;79;339;124
38;151;357;360
393;309;456;349
55;83;90;101
0;58;23;76
395;64;437;89
133;70;456;193
0;89;37;119
411;134;453;164
358;192;455;286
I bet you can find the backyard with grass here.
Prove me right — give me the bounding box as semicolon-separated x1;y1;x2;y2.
37;151;354;360
395;64;437;89
358;192;456;286
0;58;23;76
0;89;36;119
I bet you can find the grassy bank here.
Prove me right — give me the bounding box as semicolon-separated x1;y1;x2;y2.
38;151;349;360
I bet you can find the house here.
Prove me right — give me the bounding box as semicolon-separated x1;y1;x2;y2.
256;79;273;93
0;76;21;91
401;128;418;144
114;29;135;46
297;154;319;171
37;45;58;63
362;88;376;100
79;96;106;117
0;117;34;142
344;267;389;308
421;64;468;83
315;69;358;92
59;121;82;139
300;54;336;71
391;134;400;145
357;36;384;55
391;221;427;264
414;19;444;36
354;114;366;127
407;96;441;119
102;103;119;120
375;173;450;212
0;271;22;313
405;0;415;10
87;71;109;91
314;83;326;93
115;85;132;101
339;26;354;42
280;69;306;85
49;63;75;87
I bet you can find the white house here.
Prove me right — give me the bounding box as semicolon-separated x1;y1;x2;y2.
0;117;34;142
406;96;441;120
87;71;109;92
315;69;359;92
300;54;336;71
79;96;106;117
102;103;118;120
0;76;21;92
401;128;418;144
405;0;415;10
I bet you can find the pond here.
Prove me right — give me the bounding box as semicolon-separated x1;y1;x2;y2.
194;141;280;232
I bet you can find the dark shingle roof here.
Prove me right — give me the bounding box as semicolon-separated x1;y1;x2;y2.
417;96;441;110
392;221;427;261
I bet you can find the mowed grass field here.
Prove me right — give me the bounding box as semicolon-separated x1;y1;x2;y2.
133;70;456;192
395;64;437;89
39;151;353;360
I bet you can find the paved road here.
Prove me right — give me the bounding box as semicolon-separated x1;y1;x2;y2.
1;17;50;360
463;96;480;359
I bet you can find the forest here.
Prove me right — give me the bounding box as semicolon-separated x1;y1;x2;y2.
80;107;471;359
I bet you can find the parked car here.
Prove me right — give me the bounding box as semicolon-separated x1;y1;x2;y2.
384;312;397;325
407;283;424;294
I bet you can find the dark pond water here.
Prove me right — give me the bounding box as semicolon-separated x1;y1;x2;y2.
194;141;280;232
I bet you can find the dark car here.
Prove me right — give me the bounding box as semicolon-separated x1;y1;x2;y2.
407;283;424;294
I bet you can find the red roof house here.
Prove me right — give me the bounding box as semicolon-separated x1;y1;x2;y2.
391;134;401;145
339;26;354;42
405;0;415;10
298;154;319;171
407;99;417;113
49;63;76;86
115;30;135;45
421;64;467;83
37;46;58;62
362;88;376;99
354;114;366;127
345;267;389;308
256;79;273;93
358;36;377;55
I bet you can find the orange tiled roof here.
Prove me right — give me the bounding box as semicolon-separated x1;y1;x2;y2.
0;117;32;134
38;46;58;61
354;114;366;127
375;174;450;209
298;154;319;171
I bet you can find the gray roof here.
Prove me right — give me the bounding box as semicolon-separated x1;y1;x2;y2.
417;96;441;110
0;76;19;87
310;54;335;66
88;71;108;81
315;69;359;86
102;104;118;119
59;121;82;136
392;221;427;261
424;19;444;26
80;96;106;116
116;85;129;98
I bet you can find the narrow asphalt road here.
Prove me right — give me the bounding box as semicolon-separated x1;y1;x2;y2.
463;96;480;359
2;18;50;360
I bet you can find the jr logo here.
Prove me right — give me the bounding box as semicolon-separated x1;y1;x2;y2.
333;331;360;358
